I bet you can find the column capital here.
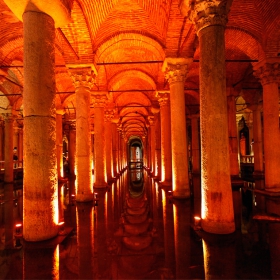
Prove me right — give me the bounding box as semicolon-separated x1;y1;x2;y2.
56;107;65;115
2;113;15;122
4;0;71;27
92;92;108;108
104;108;115;122
253;58;280;86
162;58;192;85
179;0;232;33
147;115;155;126
156;91;170;106
68;64;97;89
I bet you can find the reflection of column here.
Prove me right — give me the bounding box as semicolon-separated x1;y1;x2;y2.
161;189;175;274
227;88;240;178
157;91;172;185
251;104;264;176
173;199;191;279
23;10;58;241
24;245;59;279
93;92;108;188
162;57;191;198
76;203;94;279
254;59;280;188
56;108;65;180
4;183;14;249
202;235;235;279
104;108;114;182
181;0;235;233
4;114;14;184
69;65;96;202
68;125;76;178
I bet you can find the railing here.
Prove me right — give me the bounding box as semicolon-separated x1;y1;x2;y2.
240;155;254;164
0;160;23;170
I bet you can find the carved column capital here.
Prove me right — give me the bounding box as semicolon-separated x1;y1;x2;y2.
179;0;232;33
147;115;155;126
68;64;97;89
104;109;115;122
92;92;108;108
254;59;280;86
162;58;192;85
156;91;170;106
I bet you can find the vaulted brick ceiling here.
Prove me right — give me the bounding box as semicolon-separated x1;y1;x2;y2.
0;0;279;139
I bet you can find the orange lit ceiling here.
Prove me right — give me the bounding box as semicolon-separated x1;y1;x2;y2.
0;0;279;140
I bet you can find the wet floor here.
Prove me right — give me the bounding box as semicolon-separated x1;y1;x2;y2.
0;170;277;279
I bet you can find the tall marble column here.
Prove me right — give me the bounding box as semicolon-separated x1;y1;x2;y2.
111;118;119;177
251;103;264;177
18;125;23;167
154;113;161;179
56;108;65;180
104;107;114;183
69;65;96;202
180;0;235;233
23;11;58;241
162;57;191;198
227;87;240;178
156;91;172;186
148;116;156;175
190;114;200;175
0;120;4;160
68;124;76;178
92;92;108;188
3;114;14;184
254;58;280;189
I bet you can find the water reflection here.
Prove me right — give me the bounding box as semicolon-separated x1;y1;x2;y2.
0;173;278;279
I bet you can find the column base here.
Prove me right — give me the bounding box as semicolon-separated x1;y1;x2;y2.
172;189;191;199
76;192;94;202
201;219;235;234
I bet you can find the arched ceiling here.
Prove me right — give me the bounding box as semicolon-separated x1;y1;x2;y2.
0;0;279;139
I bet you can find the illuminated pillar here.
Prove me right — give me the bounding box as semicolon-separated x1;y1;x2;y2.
162;57;191;198
156;91;172;185
191;114;200;174
155;113;161;178
93;92;108;188
181;0;235;233
254;58;280;189
112;120;119;177
68;124;76;178
0;120;4;160
18;125;23;167
251;103;264;176
56;108;65;180
23;11;58;241
148;116;156;175
69;65;96;202
4;114;14;184
227;88;240;178
104;107;114;182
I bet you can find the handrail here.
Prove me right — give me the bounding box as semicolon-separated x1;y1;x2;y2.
240;155;254;164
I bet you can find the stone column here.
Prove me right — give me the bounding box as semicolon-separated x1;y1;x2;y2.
148;116;156;175
69;65;96;202
104;107;114;183
254;59;280;189
156;91;172;186
56;108;65;180
190;114;200;174
154;113;161;179
227;87;240;178
0;120;4;160
23;11;58;241
92;92;108;188
18;125;23;167
68;124;76;178
3;114;14;184
180;0;235;233
162;57;191;198
111;121;119;177
251;104;264;176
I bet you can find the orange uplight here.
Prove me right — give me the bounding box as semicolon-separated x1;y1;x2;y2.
58;221;64;226
15;223;22;228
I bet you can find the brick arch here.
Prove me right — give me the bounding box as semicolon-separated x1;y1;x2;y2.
225;27;266;61
108;69;156;92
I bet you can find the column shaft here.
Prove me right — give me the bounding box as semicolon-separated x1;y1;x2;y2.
4;116;14;183
56;113;63;179
23;11;58;241
191;115;200;174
